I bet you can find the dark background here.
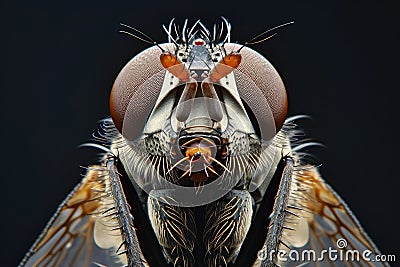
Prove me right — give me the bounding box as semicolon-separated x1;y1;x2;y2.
2;1;398;266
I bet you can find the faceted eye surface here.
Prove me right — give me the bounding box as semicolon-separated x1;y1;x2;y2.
110;44;175;139
224;44;288;133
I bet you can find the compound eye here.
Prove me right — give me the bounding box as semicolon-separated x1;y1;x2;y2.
223;44;288;135
110;44;175;139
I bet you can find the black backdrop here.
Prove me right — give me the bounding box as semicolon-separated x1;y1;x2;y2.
2;1;398;266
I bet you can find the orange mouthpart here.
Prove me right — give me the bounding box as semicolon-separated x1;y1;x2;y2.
185;145;212;162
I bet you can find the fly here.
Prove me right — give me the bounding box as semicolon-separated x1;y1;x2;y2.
19;18;389;267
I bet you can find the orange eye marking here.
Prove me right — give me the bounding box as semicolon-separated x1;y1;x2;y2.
210;52;242;82
160;52;180;68
222;52;242;68
160;52;190;81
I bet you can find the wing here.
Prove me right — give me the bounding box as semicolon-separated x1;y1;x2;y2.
257;164;389;267
19;161;146;267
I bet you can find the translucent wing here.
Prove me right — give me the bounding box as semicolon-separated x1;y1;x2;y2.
259;165;389;267
19;162;145;267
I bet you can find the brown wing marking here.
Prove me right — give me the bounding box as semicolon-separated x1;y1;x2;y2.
274;167;388;267
19;166;130;267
